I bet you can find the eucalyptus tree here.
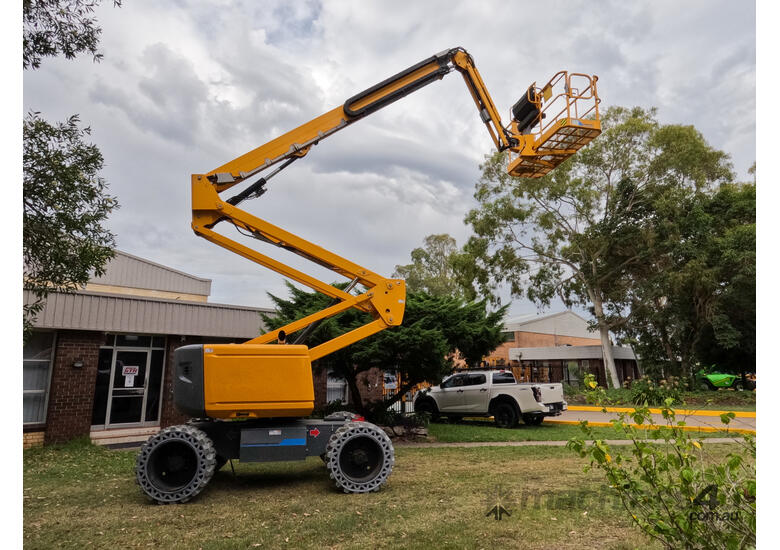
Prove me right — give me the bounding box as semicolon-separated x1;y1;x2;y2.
454;106;734;387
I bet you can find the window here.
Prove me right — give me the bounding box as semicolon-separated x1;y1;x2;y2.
383;372;398;390
466;373;487;386
105;334;166;349
501;331;515;343
326;369;348;404
566;361;582;386
492;372;516;384
441;374;466;389
23;332;55;424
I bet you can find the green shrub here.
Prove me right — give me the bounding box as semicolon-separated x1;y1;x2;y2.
569;374;756;549
629;375;684;406
371;408;428;428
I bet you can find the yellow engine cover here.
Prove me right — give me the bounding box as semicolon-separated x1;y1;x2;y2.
203;344;314;419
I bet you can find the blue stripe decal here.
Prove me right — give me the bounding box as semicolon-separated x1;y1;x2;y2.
241;438;306;448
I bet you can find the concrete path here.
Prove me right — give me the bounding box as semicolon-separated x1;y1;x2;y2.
550;408;755;433
396;437;745;449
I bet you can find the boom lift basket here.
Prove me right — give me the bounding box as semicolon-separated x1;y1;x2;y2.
507;72;601;178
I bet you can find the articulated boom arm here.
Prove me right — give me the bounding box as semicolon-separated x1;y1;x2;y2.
192;174;404;361
192;47;601;361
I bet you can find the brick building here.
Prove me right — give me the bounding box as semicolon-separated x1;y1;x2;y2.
483;311;640;387
22;251;369;448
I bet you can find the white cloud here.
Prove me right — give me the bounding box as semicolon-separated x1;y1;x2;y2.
22;0;756;317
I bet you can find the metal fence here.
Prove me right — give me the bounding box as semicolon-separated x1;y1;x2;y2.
386;399;415;413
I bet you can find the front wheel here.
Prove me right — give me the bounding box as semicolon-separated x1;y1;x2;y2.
414;399;440;422
493;402;518;429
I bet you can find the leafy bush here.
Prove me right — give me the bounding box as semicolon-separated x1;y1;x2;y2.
563;383;583;399
564;385;632;405
629;375;685;406
568;374;756;549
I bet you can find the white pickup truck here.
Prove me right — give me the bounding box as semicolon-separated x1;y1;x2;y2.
413;369;567;428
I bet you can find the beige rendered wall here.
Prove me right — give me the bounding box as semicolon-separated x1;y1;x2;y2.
84;282;208;302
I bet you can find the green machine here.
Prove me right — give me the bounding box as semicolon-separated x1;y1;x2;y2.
695;367;753;391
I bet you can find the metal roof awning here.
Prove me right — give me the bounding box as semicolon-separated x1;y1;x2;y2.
508;345;637;362
89;250;212;296
25;290;273;339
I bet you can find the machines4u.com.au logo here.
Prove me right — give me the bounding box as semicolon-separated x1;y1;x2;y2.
689;485;741;522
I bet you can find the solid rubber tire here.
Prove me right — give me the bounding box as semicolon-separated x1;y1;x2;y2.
136;424;216;504
324;421;394;493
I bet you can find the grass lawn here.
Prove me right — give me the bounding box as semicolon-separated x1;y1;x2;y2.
672;402;757;412
426;420;741;443
23;439;746;549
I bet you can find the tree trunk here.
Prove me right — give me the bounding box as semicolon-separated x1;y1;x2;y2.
590;292;621;389
345;370;368;417
366;380;416;419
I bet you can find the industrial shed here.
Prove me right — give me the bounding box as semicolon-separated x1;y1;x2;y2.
508;344;640;387
483;310;640;387
23;251;274;447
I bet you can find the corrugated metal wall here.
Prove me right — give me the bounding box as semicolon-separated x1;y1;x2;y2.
26;291;270;339
90;251;211;296
508;345;637;362
507;311;598;340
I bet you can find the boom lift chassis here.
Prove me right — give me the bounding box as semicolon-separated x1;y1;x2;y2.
136;47;601;504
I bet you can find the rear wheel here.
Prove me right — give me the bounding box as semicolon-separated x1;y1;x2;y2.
493;402;518;429
324;422;394;493
522;414;544;426
733;380;745;391
699;380;714;391
136;425;216;504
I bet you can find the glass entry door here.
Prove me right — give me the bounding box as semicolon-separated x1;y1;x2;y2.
92;335;167;429
108;350;149;425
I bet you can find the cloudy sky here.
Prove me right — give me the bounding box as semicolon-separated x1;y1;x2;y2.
22;0;756;315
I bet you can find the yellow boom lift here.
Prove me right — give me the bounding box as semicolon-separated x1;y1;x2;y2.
136;47;601;503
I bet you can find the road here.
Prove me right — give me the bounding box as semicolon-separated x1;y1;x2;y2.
550;407;756;433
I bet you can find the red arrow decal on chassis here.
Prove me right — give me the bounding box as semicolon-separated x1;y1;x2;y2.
309;428;320;438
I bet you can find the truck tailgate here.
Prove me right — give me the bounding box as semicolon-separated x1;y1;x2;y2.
538;383;564;404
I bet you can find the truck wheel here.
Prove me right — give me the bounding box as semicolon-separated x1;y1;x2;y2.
733;380;745;391
699;380;714;391
493;402;518;429
136;424;216;504
522;414;544;426
325;421;394;493
414;399;440;421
